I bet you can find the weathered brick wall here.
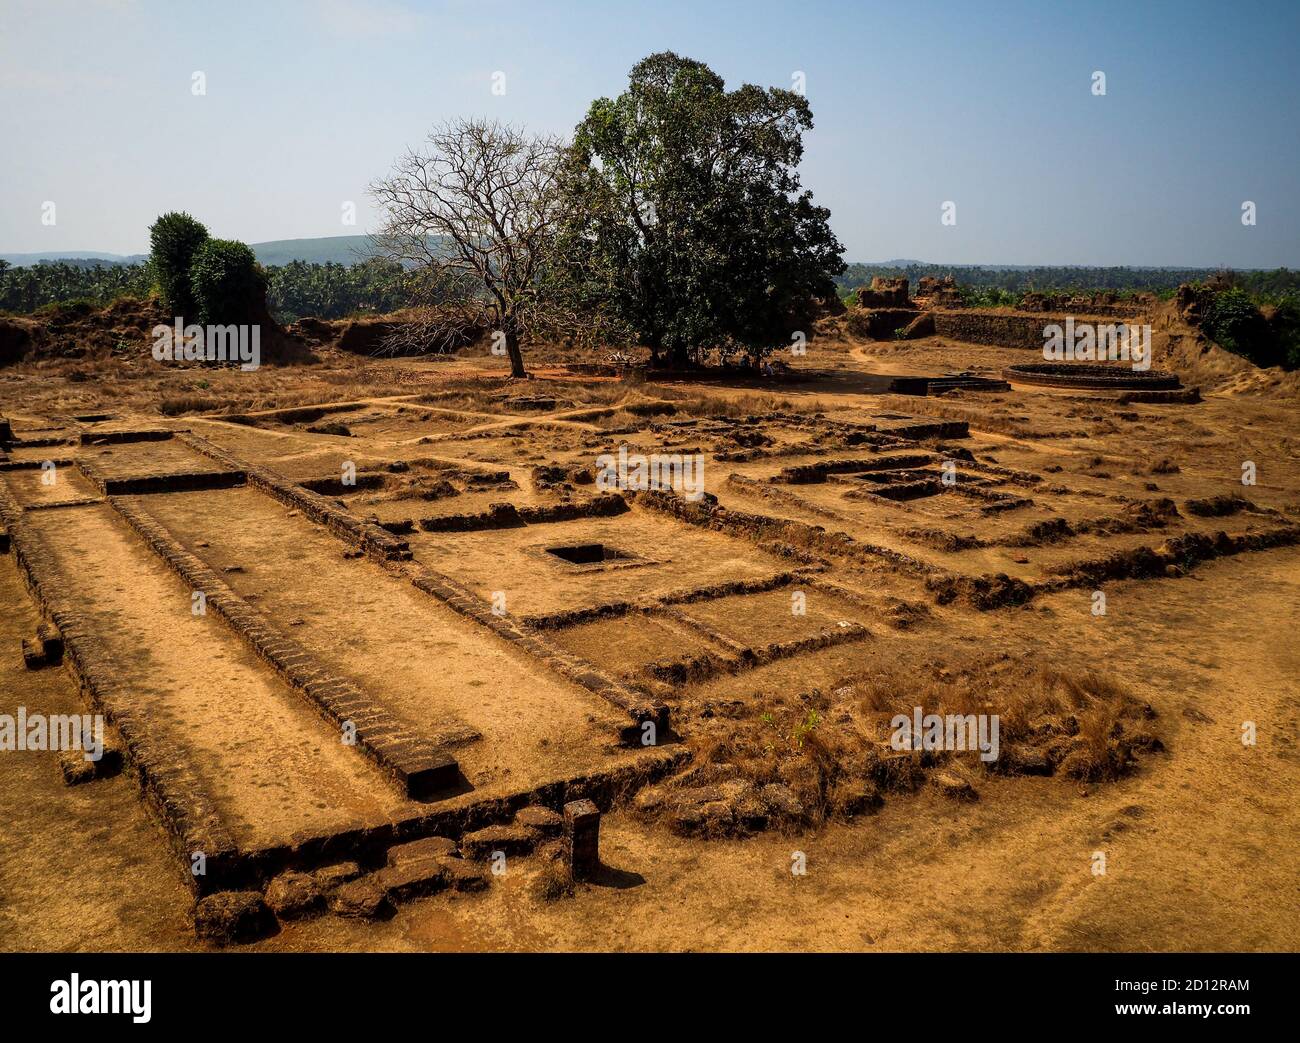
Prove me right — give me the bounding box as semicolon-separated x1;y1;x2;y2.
932;310;1055;349
181;431;667;735
847;307;917;339
0;478;241;896
107;495;459;800
931;309;1153;350
179;432;412;561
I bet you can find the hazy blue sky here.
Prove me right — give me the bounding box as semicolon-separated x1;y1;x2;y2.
2;0;1296;265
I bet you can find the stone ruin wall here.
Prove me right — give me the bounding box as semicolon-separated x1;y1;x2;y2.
929;308;1154;350
848;276;1154;346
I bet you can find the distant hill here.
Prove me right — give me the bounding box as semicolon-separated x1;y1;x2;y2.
247;235;379;266
3;239;1274;277
0;251;146;266
3;235;394;269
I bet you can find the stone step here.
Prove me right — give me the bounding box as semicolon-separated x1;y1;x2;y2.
513;805;564;838
386;835;458;868
460;822;541;859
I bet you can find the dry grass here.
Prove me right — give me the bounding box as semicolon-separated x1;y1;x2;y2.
649;388;813;417
531;843;575;902
0;351;417;419
645;657;1163;839
847;662;1160;782
158;394;222;416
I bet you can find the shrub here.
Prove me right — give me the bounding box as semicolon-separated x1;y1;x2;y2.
190;239;263;325
1268;297;1300;371
1202;288;1279;367
956;286;1019;309
148;212;209;318
158;394;221;416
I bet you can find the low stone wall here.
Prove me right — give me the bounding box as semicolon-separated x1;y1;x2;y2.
932;310;1054;349
79;428;174;446
644;619;871;685
107;495;458;800
635;488;940;575
0;477;241;897
181;432;667;736
0;457;76;472
243;745;689;879
77;457;247;495
415;494;629;533
931;309;1152;350
520;569;807;630
404;561;667;736
1019;297;1148;318
1;471;688;895
774;453;936;484
180;432;412;561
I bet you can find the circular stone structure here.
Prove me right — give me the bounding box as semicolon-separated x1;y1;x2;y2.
1001;362;1181;390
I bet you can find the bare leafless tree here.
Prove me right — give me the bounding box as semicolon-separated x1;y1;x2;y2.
369;119;569;377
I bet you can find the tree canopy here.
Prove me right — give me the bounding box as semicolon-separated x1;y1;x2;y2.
558;51;845;367
370;119;570;376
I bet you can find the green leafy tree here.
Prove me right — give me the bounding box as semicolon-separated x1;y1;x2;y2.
1269;297;1300;370
559;52;845;368
148;212;209;318
0;261;152;313
189;239;263;324
1202;287;1279;367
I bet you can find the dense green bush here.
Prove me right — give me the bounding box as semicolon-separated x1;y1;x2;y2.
1268;298;1300;370
1202;288;1279;367
189;239;263;324
148;212;209;318
955;286;1019;308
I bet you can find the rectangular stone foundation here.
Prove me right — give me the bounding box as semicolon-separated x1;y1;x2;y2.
106;494;459;801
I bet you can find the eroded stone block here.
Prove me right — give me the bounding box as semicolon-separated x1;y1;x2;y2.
194;891;277;945
265;871;323;919
563;799;600;881
514;805;564;837
461;823;540;860
386;836;458;868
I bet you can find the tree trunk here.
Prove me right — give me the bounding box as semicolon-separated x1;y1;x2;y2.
505;327;526;378
646;329;662;368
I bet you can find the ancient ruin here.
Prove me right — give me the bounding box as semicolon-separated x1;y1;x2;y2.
3;9;1297;975
3;273;1297;954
